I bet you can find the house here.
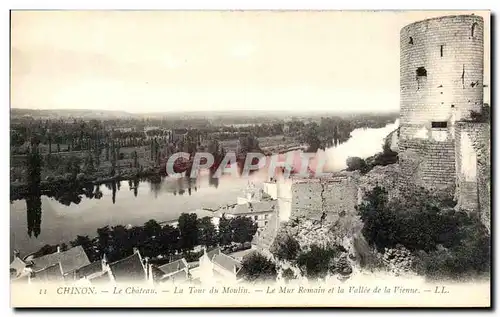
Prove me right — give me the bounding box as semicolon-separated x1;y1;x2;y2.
227;249;256;262
14;246;91;284
219;200;277;232
108;248;148;284
74;259;105;280
31;263;65;284
149;258;190;284
27;246;91;276
10;252;28;278
194;247;244;284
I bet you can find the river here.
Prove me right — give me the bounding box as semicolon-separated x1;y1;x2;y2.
10;169;266;256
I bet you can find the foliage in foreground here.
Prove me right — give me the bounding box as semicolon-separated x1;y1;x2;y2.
240;253;278;282
358;186;490;280
270;233;301;262
296;244;347;279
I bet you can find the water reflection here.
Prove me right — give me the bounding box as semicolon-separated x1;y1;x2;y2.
17;171;233;239
26;195;41;238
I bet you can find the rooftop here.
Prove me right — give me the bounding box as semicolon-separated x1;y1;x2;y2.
213;253;242;274
10;257;27;275
109;251;146;283
249;200;276;213
74;260;103;279
30;246;91;274
89;271;112;285
205;247;221;261
32;263;64;283
158;258;188;276
161;269;189;283
228;249;256;261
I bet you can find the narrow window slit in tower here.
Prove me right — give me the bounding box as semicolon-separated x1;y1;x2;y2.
440;45;444;57
409;37;413;44
416;67;427;77
472;23;478;38
432;122;448;129
462;65;465;89
416;67;427;91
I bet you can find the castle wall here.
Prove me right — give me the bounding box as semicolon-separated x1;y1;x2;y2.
399;139;456;192
290;175;358;222
454;122;490;232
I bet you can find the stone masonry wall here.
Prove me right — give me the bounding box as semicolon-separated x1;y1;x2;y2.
455;122;490;232
290;174;358;222
399;139;456;193
400;15;484;140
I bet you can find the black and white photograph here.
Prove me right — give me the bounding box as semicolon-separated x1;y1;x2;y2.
8;10;491;308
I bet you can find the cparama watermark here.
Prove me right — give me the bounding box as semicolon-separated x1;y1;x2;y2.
165;151;329;179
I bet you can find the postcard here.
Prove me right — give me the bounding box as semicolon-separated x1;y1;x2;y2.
10;10;491;308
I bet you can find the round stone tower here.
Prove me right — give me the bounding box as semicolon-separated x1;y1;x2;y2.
399;15;484;191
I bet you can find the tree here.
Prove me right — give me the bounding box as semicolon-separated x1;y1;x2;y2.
296;244;345;279
84;152;95;174
26;144;42;238
282;268;296;282
132;150;138;168
346;156;369;173
144;219;162;238
65;155;81;180
218;215;232;246
97;226;111;255
230;216;258;244
159;224;180;255
358;185;479;253
178;213;199;252
10;130;25;147
301;123;322;152
32;244;58;258
198;217;218;248
105;225;130;261
240;252;277;282
270;234;301;262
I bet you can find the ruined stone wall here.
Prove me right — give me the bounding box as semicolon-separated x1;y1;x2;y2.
400;15;484;141
399;139;456;193
290;175;358;222
455;122;490;232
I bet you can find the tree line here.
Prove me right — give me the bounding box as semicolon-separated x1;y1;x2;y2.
31;213;258;264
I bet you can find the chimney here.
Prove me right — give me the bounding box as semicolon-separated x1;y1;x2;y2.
147;263;153;282
143;257;149;279
57;246;61;253
101;254;109;271
133;247;139;254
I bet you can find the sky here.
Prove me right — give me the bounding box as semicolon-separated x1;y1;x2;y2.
10;10;490;113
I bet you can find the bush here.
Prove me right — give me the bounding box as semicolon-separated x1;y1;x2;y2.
296;244;346;279
270;234;301;262
346;157;369;173
358;185;491;279
469;103;490;123
413;221;490;280
282;268;295;282
358;186;469;253
240;253;278;282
